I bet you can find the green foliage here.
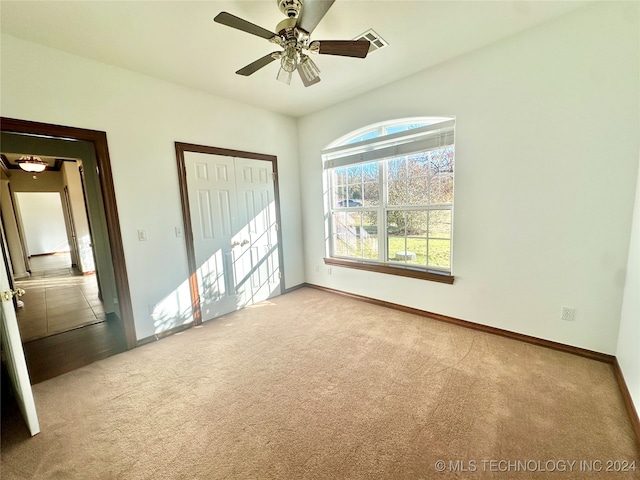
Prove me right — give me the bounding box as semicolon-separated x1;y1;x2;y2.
387;237;450;268
333;234;450;269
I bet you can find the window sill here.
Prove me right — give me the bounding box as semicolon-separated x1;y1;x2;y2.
323;257;455;284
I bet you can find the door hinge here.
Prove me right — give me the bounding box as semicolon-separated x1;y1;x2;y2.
278;271;282;279
1;288;25;302
272;172;277;181
275;223;279;231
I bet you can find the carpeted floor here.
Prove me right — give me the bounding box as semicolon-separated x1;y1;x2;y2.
1;287;638;479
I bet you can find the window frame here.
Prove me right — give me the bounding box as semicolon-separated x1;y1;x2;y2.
323;118;455;284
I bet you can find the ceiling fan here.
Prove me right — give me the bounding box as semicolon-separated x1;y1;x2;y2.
214;0;371;87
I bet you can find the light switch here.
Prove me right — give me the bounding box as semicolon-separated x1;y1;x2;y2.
138;229;148;241
175;226;183;238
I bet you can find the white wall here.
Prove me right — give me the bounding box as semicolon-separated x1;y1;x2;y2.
0;178;28;277
617;157;640;416
298;2;639;355
1;34;304;341
61;161;95;273
14;192;69;255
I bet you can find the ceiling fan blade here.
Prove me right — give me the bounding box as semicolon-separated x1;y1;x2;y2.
315;40;371;58
296;0;335;34
214;12;276;40
236;53;279;76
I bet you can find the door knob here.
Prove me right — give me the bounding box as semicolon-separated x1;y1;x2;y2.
232;241;240;247
241;239;249;246
1;288;25;302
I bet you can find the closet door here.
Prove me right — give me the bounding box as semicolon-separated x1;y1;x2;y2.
184;152;282;322
233;157;281;307
184;152;239;321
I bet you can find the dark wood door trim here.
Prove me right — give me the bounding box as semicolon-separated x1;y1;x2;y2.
175;142;286;327
0;117;137;350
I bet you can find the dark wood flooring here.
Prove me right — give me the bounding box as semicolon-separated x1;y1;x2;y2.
22;314;127;385
8;254;129;385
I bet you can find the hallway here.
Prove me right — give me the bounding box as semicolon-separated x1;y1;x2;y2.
15;253;105;342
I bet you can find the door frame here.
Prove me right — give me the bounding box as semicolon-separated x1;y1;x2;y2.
0;117;137;349
62;185;80;268
175;142;285;326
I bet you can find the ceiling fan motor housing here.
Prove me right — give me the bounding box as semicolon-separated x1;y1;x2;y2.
276;17;299;41
278;0;303;18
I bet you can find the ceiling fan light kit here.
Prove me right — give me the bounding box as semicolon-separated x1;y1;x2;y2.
214;0;370;87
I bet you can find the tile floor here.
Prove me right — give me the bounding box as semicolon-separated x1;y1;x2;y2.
15;253;105;342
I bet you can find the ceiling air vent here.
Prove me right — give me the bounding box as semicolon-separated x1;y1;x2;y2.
354;29;388;54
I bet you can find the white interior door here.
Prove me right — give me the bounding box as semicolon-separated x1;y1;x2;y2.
184;153;282;322
0;244;39;436
233;157;281;307
185;152;239;321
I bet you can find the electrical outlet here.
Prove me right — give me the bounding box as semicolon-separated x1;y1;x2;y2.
137;229;148;241
315;265;320;273
561;307;575;321
327;267;332;275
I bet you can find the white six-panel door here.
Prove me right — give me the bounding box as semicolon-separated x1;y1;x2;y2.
0;245;39;436
184;153;281;322
233;157;281;307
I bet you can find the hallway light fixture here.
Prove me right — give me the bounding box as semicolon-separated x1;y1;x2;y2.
17;155;47;173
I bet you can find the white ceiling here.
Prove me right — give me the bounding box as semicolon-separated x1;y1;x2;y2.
0;1;587;118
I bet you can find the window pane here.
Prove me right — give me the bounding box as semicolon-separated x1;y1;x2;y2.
384;123;427;135
363;182;379;207
346;130;379;144
387;210;429;265
333;166;347;186
332;211;378;260
347;165;362;206
405;153;430;206
422;147;452;204
406;211;428;237
437;146;454;173
331;167;348;208
405;238;427;266
387;158;407;205
428;238;450;269
331;162;379;208
347;164;362;182
429;210;451;239
429;174;453;204
347;185;363;205
386;210;405;260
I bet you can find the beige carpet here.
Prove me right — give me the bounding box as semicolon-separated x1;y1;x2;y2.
2;287;638;479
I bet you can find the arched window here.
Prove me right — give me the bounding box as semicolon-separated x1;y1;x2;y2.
322;117;455;283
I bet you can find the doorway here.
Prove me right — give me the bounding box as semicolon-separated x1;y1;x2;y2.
0;117;136;383
10;189;104;342
175;143;285;326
